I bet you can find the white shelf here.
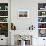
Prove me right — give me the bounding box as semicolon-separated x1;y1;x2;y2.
38;28;46;29
0;16;8;17
38;10;46;11
38;22;46;23
0;22;8;23
38;16;46;17
0;10;8;11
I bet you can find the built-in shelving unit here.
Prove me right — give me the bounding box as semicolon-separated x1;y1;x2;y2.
38;3;46;37
0;3;8;37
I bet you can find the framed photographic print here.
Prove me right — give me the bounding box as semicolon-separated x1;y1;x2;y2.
16;8;29;18
19;11;27;17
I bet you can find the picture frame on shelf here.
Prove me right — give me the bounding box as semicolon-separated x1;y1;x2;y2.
0;17;8;22
38;29;46;37
0;11;8;16
38;11;46;16
5;6;8;10
0;23;8;37
38;3;46;10
38;17;46;22
0;3;8;10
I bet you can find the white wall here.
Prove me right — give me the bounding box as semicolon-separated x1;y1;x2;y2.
11;0;46;46
11;0;46;30
11;0;38;30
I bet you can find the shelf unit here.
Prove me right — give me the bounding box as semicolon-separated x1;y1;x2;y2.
0;3;8;37
38;3;46;37
38;10;46;11
0;10;8;11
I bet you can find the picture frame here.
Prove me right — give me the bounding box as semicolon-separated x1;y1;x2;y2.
16;8;29;18
38;29;46;37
